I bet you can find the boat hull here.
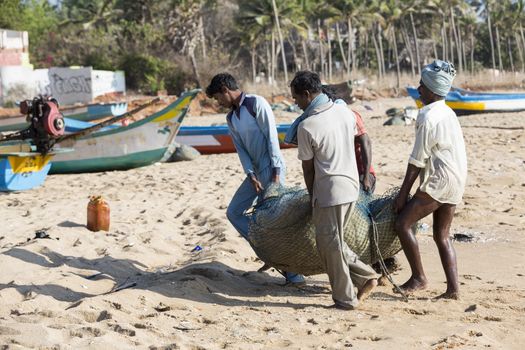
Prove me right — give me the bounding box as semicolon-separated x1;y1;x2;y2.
175;124;295;154
0;152;52;191
407;87;525;115
49;90;198;174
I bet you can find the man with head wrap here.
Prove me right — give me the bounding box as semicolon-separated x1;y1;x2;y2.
394;60;468;299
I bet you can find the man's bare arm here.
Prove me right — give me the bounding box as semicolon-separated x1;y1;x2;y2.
356;133;372;190
302;159;315;196
395;163;421;212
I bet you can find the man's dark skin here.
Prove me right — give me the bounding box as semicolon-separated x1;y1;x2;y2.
210;86;280;193
394;81;460;300
356;133;373;192
290;86;316;197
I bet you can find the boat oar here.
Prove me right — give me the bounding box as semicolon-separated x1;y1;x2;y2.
54;97;161;144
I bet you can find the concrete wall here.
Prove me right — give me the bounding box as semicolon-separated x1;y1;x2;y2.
0;67;126;106
0;29;30;67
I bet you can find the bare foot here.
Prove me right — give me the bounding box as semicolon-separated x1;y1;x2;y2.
394;277;428;295
435;290;460;300
357;278;378;302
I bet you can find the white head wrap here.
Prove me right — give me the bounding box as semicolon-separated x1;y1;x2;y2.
421;60;456;97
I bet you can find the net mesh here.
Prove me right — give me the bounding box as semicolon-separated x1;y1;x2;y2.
248;184;417;276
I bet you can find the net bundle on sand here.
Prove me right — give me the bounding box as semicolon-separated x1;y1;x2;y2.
248;184;416;276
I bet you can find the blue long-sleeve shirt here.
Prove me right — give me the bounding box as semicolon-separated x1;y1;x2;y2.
226;93;284;177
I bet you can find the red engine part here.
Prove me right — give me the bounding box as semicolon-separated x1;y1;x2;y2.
43;101;65;136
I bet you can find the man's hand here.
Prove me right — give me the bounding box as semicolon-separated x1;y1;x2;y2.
394;193;408;213
362;174;372;193
250;176;265;194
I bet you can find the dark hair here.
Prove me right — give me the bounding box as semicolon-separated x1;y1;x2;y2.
321;85;338;101
205;73;239;97
290;71;322;95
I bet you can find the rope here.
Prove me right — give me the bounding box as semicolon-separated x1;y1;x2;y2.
368;207;408;302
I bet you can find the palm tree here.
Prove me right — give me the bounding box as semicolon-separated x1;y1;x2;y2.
272;0;288;82
379;0;402;89
327;0;368;76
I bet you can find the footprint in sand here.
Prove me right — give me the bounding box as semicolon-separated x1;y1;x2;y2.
113;324;136;337
69;326;104;338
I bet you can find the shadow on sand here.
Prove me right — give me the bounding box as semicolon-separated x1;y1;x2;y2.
1;246;334;308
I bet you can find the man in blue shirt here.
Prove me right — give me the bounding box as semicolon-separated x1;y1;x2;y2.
206;73;304;284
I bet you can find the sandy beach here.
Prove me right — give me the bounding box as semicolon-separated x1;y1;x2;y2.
1;96;524;349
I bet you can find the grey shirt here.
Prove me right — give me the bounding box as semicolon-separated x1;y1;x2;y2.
297;102;360;208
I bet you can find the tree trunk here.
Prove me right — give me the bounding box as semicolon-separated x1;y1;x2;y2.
251;46;257;83
189;48;200;87
495;25;503;71
520;23;525;62
327;24;332;82
378;25;386;78
364;31;370;70
470;31;475;75
450;7;462;72
336;22;349;72
507;36;515;73
486;2;497;72
456;23;468;72
271;30;276;84
302;39;310;70
347;17;355;76
199;15;207;59
442;17;447;60
401;22;415;77
433;40;438;61
515;32;525;72
392;27;401;90
318;19;325;79
271;0;288;83
371;27;382;79
266;41;271;83
409;12;421;74
289;35;299;71
449;15;455;65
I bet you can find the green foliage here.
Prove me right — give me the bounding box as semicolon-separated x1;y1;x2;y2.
119;54;168;94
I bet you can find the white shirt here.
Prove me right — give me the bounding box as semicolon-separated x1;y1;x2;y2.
409;100;468;204
297;102;360;207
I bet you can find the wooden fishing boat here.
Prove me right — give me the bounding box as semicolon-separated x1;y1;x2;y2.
64;120;295;155
49;90;199;174
0;143;71;191
0;102;128;132
175;124;295;154
407;87;525;115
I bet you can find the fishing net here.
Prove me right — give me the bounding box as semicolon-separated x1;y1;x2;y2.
248;184;417;276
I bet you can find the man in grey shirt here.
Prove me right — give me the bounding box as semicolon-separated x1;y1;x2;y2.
289;71;378;310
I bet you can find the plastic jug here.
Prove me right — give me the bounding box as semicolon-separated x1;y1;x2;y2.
87;195;110;232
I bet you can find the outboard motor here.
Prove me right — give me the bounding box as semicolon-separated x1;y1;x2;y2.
10;96;65;153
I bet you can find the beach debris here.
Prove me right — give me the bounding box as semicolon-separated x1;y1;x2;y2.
191;245;203;252
106;280;137;294
453;233;474;242
34;229;51;239
96;310;112;321
173;321;202;332
464;304;477;312
113;324;136;336
154;303;171;312
383;106;418;126
84;272;104;280
418;223;430;232
66;300;83;310
168;144;201;162
123;242;135;249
